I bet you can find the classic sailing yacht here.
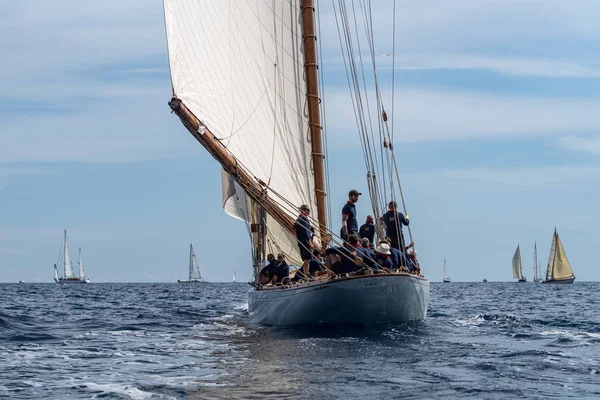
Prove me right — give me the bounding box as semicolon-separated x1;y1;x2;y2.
512;244;527;282
163;1;429;325
542;229;575;284
54;230;90;284
442;258;450;283
178;243;203;283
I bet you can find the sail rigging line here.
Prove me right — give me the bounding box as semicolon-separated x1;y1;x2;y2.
350;0;389;222
358;0;392;208
332;0;389;224
390;0;397;143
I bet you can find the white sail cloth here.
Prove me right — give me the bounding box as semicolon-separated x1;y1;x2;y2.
221;169;304;263
512;245;521;279
64;231;74;278
164;0;318;254
189;244;202;281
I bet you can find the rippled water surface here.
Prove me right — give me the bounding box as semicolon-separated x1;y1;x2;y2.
1;282;599;399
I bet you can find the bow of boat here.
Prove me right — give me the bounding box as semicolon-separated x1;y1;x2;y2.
248;273;429;326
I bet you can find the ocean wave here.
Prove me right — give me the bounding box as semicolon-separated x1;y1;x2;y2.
83;382;155;400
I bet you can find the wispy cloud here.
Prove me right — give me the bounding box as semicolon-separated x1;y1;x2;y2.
408;164;600;191
377;53;600;78
325;88;600;144
557;135;600;154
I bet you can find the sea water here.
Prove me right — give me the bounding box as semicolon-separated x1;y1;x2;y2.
1;282;599;399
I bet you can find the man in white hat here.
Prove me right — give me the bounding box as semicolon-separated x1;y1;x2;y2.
374;243;393;270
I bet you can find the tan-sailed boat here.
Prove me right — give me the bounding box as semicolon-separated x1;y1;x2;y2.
542;229;575;284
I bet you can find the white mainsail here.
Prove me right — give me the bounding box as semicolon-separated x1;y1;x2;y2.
64;230;74;278
233;270;237;283
512;245;522;279
78;247;85;278
189;243;202;281
533;242;537;281
164;1;317;263
546;230;574;280
546;232;557;280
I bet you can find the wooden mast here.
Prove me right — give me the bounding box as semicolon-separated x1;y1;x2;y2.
168;98;296;236
301;0;328;243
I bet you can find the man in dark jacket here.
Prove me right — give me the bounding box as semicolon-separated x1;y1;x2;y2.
381;201;409;251
359;215;375;244
271;254;290;284
259;253;276;285
295;204;313;277
326;234;369;274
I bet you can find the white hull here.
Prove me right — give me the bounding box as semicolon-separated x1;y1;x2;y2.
248;274;429;326
57;277;90;285
443;277;451;283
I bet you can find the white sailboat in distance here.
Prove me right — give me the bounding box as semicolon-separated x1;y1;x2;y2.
54;230;90;284
542;229;575;284
512;244;527;282
178;243;203;283
533;242;542;282
163;0;429;325
443;258;450;283
232;270;237;283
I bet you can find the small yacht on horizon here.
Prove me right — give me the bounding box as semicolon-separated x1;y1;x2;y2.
178;243;203;283
54;230;90;284
442;258;450;283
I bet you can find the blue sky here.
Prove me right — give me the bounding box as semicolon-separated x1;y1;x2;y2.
1;1;599;282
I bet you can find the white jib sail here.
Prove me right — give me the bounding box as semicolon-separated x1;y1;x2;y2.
64;230;74;278
164;1;318;263
512;245;521;279
189;244;201;281
78;247;85;278
533;242;538;280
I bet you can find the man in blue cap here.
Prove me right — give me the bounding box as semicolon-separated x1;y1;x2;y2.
341;189;361;240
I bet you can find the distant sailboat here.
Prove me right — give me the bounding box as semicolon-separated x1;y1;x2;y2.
178;243;203;283
512;244;527;282
542;229;575;284
533;242;542;282
442;258;450;283
54;230;90;284
232;270;237;283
